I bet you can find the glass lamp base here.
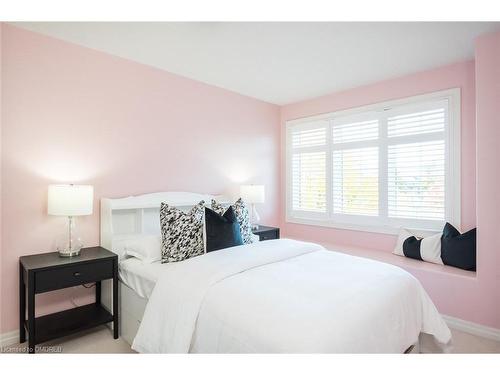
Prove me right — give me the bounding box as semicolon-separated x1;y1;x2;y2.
58;248;81;257
251;204;261;230
54;219;84;257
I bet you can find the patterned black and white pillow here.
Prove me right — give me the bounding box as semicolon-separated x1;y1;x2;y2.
211;198;254;245
160;201;205;263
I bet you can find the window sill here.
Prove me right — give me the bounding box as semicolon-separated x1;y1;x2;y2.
286;217;441;237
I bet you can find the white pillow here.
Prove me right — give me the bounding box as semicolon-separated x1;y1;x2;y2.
393;228;443;265
115;234;161;263
112;234;137;260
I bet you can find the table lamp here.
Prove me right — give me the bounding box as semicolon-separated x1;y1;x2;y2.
48;184;94;257
240;185;265;229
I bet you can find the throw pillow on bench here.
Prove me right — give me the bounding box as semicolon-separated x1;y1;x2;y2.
393;223;476;271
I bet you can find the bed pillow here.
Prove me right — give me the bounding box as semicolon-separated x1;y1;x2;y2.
211;198;254;244
205;206;243;252
112;234;142;260
160;201;205;263
122;235;162;263
440;223;476;271
393;228;443;265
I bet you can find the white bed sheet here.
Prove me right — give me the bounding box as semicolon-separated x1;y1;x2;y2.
118;235;261;299
119;257;164;299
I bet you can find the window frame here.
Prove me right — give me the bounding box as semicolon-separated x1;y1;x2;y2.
285;88;461;236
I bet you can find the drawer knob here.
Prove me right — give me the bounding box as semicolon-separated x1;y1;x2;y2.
73;272;81;277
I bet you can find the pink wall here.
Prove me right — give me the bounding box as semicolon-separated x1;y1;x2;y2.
279;45;500;329
0;25;280;334
1;24;499;335
0;23;3;333
280;61;477;251
475;30;500;329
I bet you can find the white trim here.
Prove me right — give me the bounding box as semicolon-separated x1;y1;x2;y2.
0;330;20;348
286;88;461;125
443;315;500;342
285;88;461;235
446;90;462;229
287;216;441;237
325;119;334;219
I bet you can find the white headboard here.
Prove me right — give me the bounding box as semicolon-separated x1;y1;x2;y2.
100;191;227;254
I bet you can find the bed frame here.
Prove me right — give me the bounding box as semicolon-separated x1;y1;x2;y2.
99;191;226;346
99;191;419;353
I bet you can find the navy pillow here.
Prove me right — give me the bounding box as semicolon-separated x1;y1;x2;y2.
205;206;243;252
402;236;423;261
440;222;476;271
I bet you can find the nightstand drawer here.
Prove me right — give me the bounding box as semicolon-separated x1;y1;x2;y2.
258;230;279;241
35;260;113;293
252;225;280;242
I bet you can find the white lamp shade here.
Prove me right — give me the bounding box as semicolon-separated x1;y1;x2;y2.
48;184;94;216
240;185;265;204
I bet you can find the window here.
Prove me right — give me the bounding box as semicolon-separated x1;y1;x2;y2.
286;89;460;234
290;120;328;215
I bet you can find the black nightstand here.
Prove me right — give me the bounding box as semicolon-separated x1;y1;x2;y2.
252;225;280;241
19;247;118;353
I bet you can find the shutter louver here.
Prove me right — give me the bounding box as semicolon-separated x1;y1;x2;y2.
292;152;326;212
388;108;445;138
333;147;378;216
290;121;328;214
292;126;326;148
388;140;445;220
333;119;378;143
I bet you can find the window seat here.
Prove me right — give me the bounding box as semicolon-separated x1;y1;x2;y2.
316;241;476;280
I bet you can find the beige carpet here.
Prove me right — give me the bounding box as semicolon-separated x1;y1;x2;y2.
4;326;134;354
4;326;500;354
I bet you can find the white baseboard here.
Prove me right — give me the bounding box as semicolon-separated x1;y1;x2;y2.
0;329;20;348
443;315;500;342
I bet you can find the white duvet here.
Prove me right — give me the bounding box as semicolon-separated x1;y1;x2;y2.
132;239;451;353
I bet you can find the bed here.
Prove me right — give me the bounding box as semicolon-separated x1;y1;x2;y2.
100;191;451;353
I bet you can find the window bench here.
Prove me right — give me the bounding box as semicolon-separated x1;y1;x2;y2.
321;242;476;280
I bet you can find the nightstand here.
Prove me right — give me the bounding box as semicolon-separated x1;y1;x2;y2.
19;247;118;353
252;225;280;241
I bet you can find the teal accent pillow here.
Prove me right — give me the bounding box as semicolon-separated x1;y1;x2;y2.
205;206;243;252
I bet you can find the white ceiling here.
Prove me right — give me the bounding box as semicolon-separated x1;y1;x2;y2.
13;22;500;105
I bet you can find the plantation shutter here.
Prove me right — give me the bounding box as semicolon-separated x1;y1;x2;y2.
332;114;379;216
387;104;447;221
286;92;457;232
289;121;328;215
